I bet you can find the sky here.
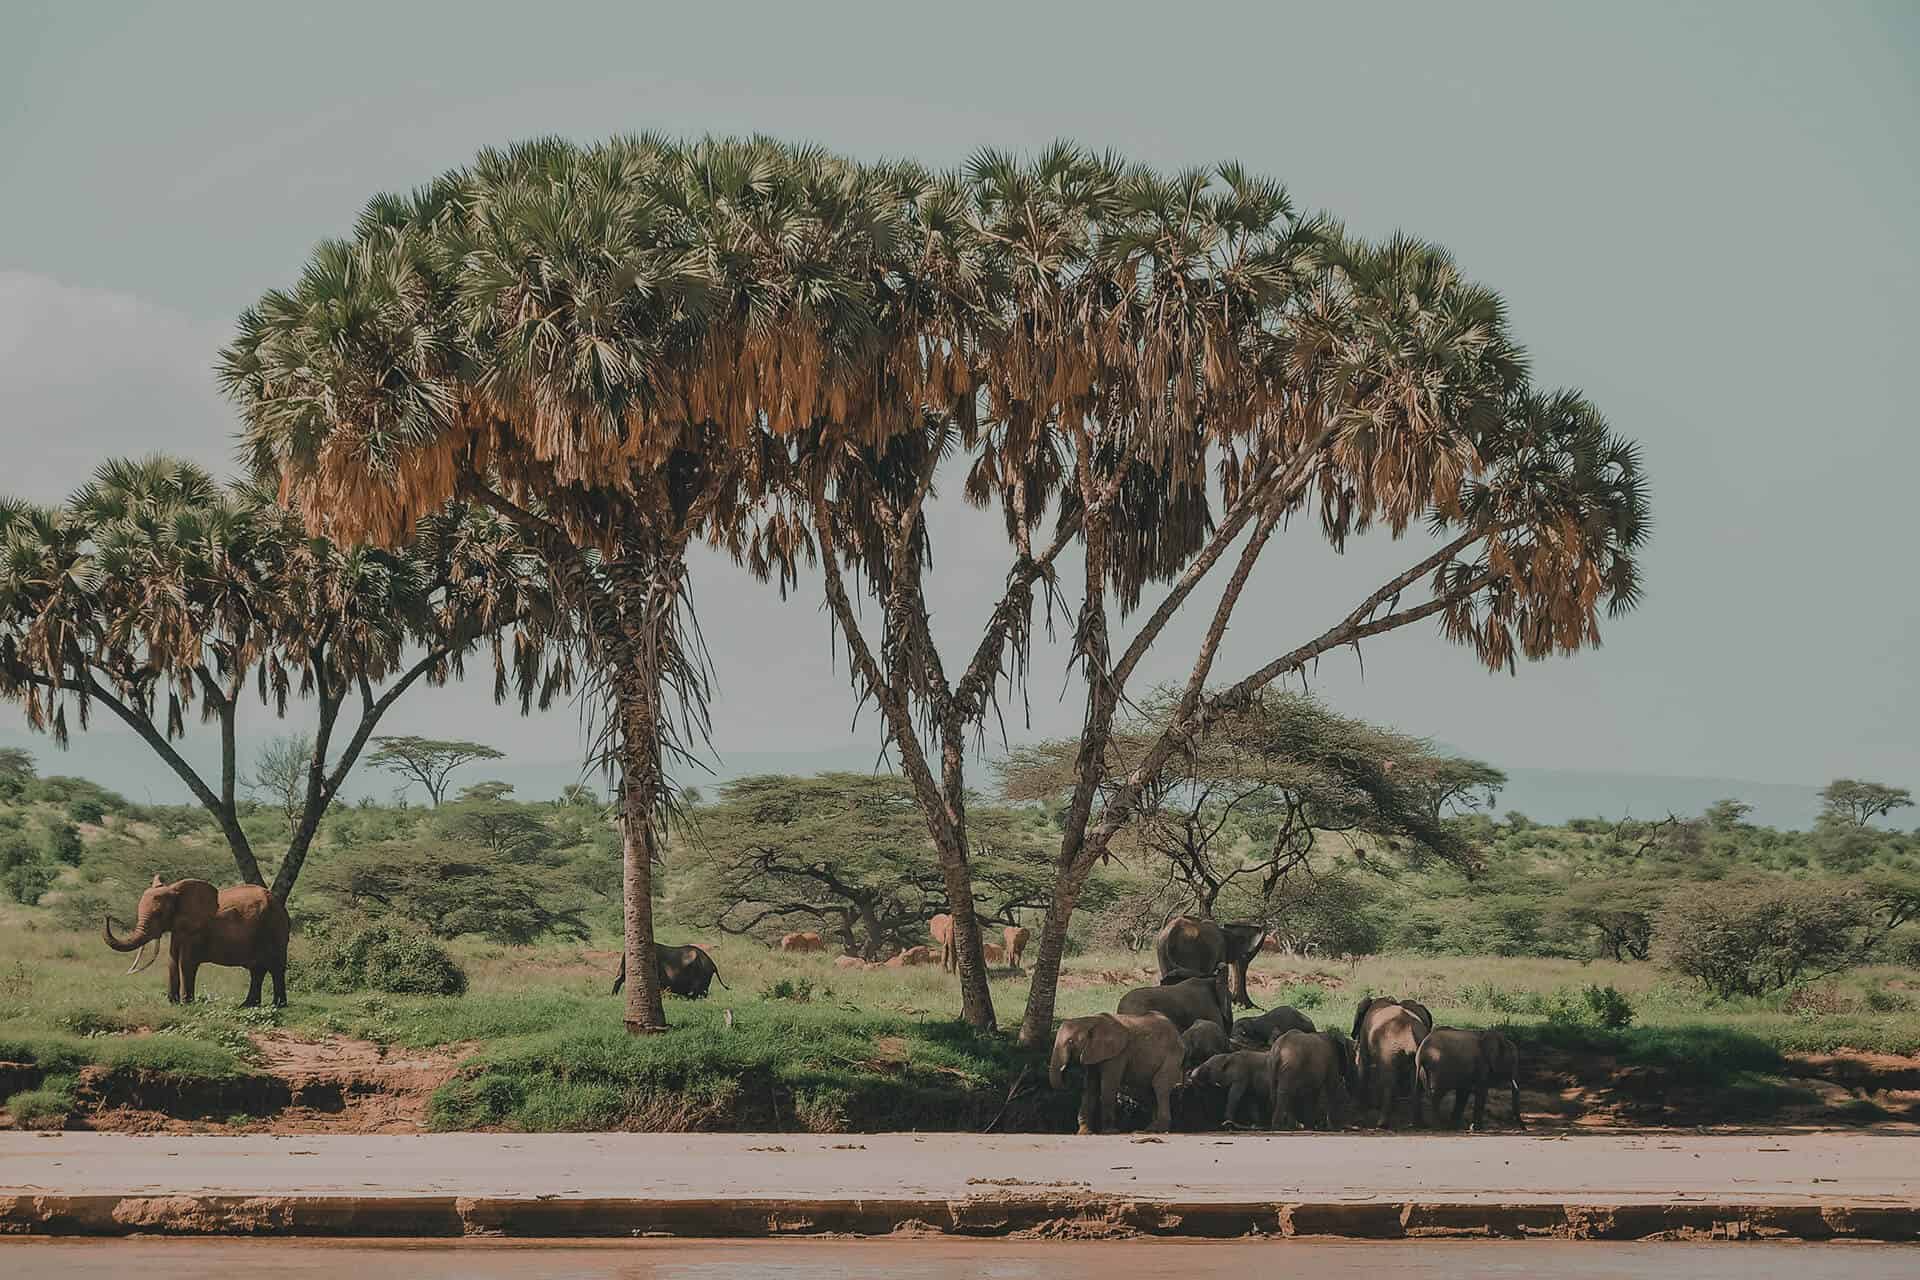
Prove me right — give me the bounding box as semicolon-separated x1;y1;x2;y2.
1;1;1915;819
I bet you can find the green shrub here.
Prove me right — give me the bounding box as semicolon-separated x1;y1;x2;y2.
3;859;54;905
6;1076;76;1129
1863;987;1914;1014
758;977;816;1004
295;918;468;996
1655;879;1870;999
66;798;106;825
46;822;84;867
1582;984;1636;1029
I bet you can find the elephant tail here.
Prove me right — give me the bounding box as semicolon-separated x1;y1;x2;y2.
699;947;730;989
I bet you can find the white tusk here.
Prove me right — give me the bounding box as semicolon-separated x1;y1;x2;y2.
124;940;150;975
131;941;160;974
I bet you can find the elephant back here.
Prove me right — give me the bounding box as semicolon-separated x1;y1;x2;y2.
1154;915;1225;981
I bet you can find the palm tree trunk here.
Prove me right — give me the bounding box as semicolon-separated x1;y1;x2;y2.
617;657;667;1035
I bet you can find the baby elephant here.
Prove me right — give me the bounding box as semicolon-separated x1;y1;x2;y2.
1267;1029;1350;1131
1185;1049;1273;1128
1416;1027;1523;1130
1180;1018;1232;1067
1230;1004;1315;1047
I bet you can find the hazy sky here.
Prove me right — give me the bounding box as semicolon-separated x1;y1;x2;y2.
2;1;1915;806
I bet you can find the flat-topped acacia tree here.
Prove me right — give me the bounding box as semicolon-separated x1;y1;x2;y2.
221;136;959;1032
0;456;554;898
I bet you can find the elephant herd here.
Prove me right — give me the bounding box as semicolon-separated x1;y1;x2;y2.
1049;916;1523;1135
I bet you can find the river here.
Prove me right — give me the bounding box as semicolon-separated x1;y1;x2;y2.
4;1239;1917;1279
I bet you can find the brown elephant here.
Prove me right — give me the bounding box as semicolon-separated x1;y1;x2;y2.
929;913;956;972
1179;1018;1232;1067
1154;915;1267;1007
1003;925;1030;970
983;940;1006;966
611;943;728;998
1267;1029;1354;1131
1416;1027;1524;1131
1118;963;1233;1034
778;932;825;953
1351;995;1433;1128
1185;1049;1272;1128
1229;1004;1315;1047
104;875;290;1007
1048;1011;1183;1134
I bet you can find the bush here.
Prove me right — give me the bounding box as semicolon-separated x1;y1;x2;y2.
295;919;468;996
66;798;106;826
46;822;84;867
1655;879;1870;999
1582;984;1636;1029
2;859;54;905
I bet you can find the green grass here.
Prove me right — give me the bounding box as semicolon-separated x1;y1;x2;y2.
3;900;1917;1131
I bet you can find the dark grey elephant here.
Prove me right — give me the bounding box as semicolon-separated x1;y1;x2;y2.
1230;1004;1315;1047
1049;1011;1184;1134
1118;963;1233;1034
1351;995;1433;1129
1155;916;1267;1007
1416;1027;1524;1130
1179;1018;1231;1067
612;943;729;998
1267;1029;1354;1131
1185;1049;1272;1128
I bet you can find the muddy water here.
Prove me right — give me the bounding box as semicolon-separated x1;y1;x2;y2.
4;1240;1917;1279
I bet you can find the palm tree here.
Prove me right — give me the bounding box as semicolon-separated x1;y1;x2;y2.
222;136;930;1033
0;456;552;898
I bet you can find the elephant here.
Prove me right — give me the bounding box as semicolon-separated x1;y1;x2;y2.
929;913;956;972
103;875;290;1007
1154;916;1268;1007
1179;1018;1232;1067
779;932;825;953
1003;925;1030;970
1230;1004;1316;1047
1416;1027;1524;1131
1351;996;1433;1129
1267;1029;1354;1131
983;940;1006;966
1049;1011;1184;1134
611;943;729;998
1185;1049;1273;1128
1118;963;1233;1034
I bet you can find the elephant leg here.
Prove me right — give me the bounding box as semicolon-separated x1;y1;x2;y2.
1450;1087;1468;1130
1098;1066;1123;1134
1317;1084;1333;1132
1509;1082;1525;1129
166;942;182;1004
272;965;288;1007
1473;1085;1488;1131
181;952;201;1003
1149;1079;1173;1133
243;968;265;1007
1223;1080;1245;1128
1077;1071;1099;1135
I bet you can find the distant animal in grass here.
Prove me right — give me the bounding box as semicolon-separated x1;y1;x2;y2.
779;932;826;953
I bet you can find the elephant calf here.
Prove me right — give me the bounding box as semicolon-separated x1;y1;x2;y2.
1230;1004;1315;1047
1050;1012;1184;1134
1268;1029;1352;1131
1416;1028;1524;1131
1180;1018;1231;1067
612;943;729;998
1185;1049;1272;1128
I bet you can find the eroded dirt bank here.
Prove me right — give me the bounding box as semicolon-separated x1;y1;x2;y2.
2;1131;1916;1240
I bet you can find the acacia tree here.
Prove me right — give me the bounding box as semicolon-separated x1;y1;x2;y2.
670;773;1053;958
366;736;504;806
1002;692;1487;1000
0;457;551;898
222;137;934;1032
1819;779;1914;829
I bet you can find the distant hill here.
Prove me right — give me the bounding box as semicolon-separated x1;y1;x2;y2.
0;726;1845;830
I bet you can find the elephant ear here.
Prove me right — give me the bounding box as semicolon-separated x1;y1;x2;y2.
1487;1032;1518;1078
1082;1015;1131;1065
1351;996;1377;1040
171;880;221;931
1401;1000;1434;1031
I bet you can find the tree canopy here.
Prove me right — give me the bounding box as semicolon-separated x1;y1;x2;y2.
1820;779;1914;829
367;737;506;807
0;457;557;897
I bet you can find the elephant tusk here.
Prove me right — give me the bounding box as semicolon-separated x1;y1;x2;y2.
124;940;151;975
132;942;161;974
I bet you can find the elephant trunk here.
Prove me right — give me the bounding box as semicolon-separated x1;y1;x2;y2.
1049;1035;1071;1091
103;912;155;954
